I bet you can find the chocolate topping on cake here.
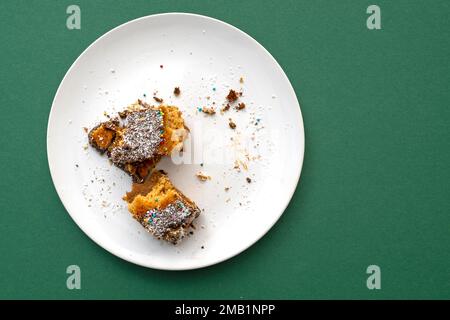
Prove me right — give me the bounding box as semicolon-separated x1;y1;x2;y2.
141;200;200;242
109;109;163;165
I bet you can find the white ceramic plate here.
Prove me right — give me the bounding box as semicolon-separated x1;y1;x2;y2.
47;13;304;270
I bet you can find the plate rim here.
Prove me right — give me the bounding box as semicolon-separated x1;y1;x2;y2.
47;12;305;270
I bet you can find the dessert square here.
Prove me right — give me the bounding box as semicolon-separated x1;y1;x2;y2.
123;170;200;244
88;100;188;182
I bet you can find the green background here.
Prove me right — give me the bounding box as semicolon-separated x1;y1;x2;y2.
0;0;449;299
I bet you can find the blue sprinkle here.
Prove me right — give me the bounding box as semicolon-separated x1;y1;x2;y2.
212;87;216;91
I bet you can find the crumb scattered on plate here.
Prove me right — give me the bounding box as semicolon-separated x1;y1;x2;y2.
201;106;216;115
221;104;231;113
228;118;236;129
196;172;211;181
236;102;245;110
226;89;239;102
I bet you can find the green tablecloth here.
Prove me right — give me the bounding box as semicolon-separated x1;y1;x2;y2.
1;0;449;299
